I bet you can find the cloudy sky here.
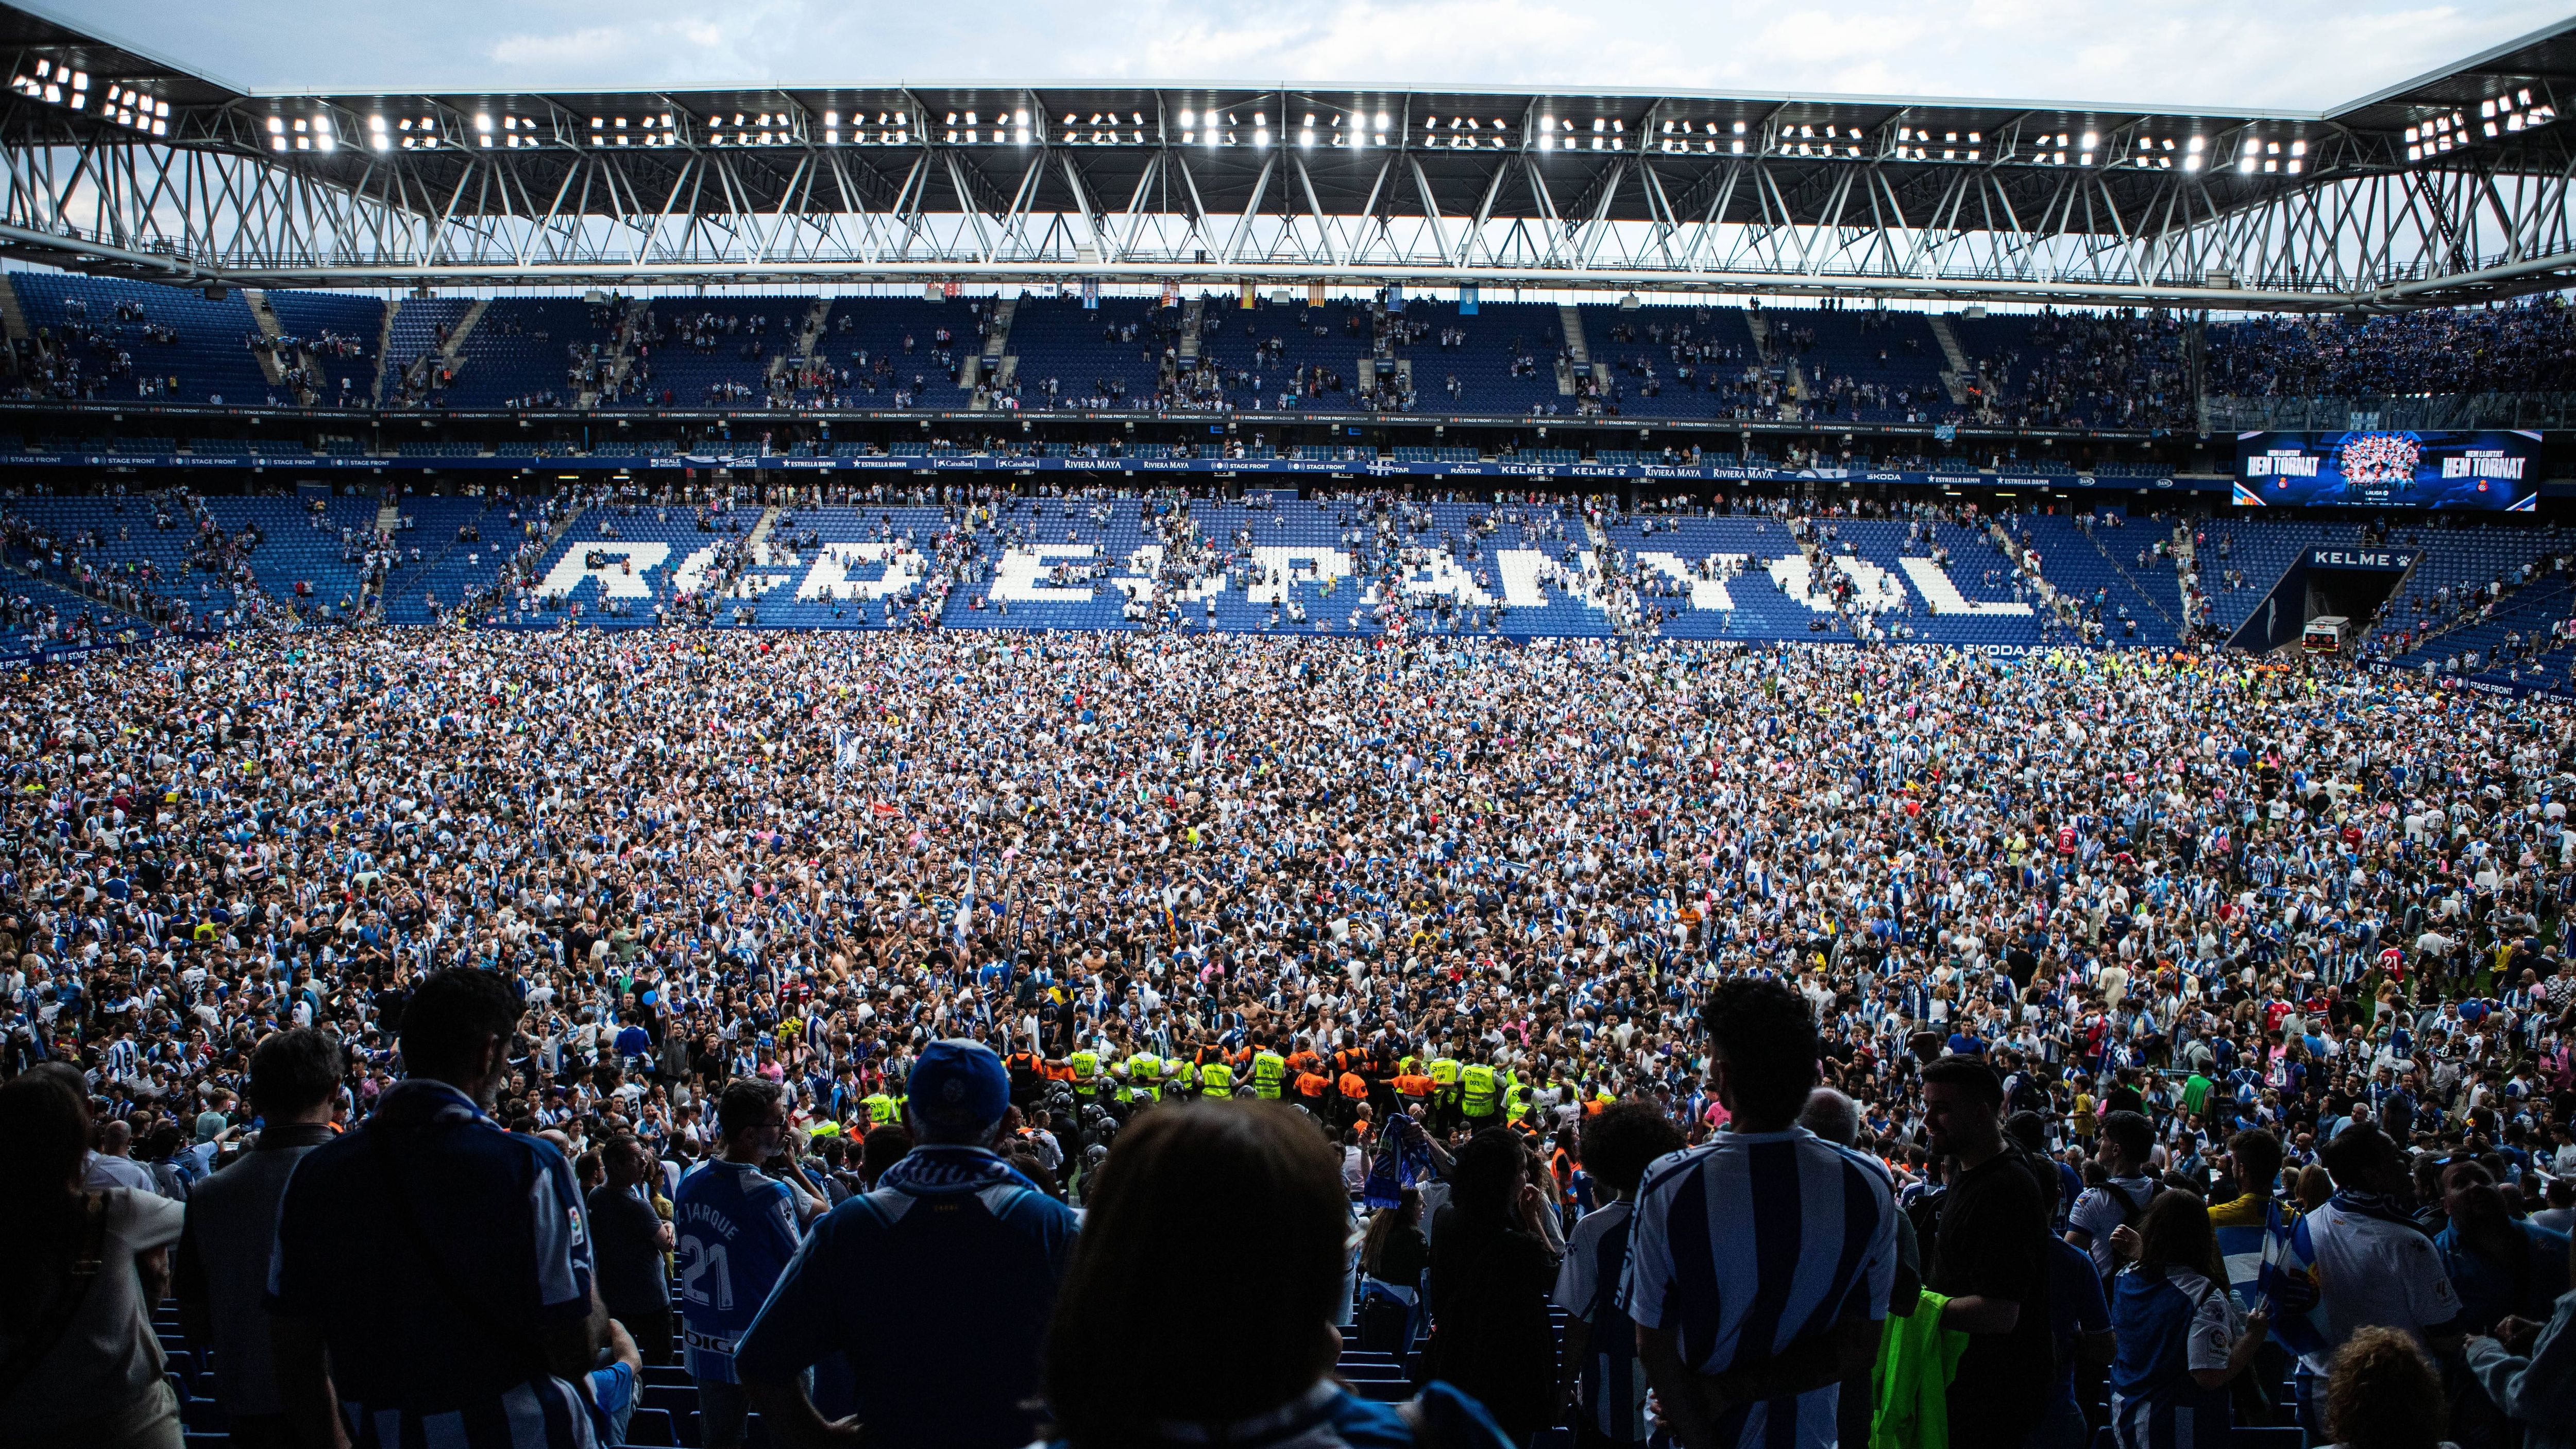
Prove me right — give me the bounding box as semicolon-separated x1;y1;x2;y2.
49;0;2568;111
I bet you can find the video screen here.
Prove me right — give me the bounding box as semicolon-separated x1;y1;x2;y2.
2233;430;2539;509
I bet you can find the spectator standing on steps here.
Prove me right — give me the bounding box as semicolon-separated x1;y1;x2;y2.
671;1079;806;1449
736;1038;1079;1449
176;1027;343;1449
1623;980;1897;1449
587;1133;674;1368
1919;1054;2056;1449
268;967;607;1449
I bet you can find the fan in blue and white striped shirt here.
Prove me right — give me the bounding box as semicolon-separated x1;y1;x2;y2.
1620;979;1897;1449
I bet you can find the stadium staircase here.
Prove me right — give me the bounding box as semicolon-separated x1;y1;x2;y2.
1925;314;1974;404
1555;304;1587;396
435;298;491;386
983;297;1018;362
1990;515;2070;627
242;291;290;392
2078;522;2183;637
581;298;644;408
1178;297;1206;363
0;275;26;348
768;297;834;393
369;297;400;404
971;298;1020;407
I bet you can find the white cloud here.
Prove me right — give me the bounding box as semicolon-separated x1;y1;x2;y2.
56;0;2574;111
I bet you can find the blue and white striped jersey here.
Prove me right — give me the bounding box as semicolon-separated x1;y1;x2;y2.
267;1078;598;1449
1554;1199;1649;1444
1618;1128;1899;1449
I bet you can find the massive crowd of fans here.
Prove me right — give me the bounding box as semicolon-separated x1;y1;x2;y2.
0;614;2571;1449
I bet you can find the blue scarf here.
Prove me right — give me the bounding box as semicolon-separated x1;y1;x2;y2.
877;1143;1027;1196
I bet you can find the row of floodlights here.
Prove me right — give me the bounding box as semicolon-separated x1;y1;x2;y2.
2408;90;2556;161
10;60;171;136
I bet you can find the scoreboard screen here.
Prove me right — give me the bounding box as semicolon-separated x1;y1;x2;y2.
2234;430;2539;509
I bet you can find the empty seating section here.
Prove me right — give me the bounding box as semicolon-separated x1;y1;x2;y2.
201;493;383;614
444;299;615;407
11;272;273;405
2197;520;2366;631
1005;299;1161;407
1751;306;1952;422
2008;512;2182;644
262;289;387;404
0;567;123;646
812;298;967;407
375;495;518;624
2377;524;2576;673
381;298;472;394
618;298;814;409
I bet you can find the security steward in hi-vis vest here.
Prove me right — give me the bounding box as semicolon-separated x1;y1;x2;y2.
1249;1045;1287;1099
1198;1056;1235;1098
1066;1049;1102;1103
1428;1055;1463;1134
1458;1061;1501;1129
1122;1051;1163;1104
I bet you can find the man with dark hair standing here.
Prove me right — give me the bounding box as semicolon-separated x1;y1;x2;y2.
1621;980;1897;1449
177;1027;342;1449
2067;1109;2161;1277
1555;1100;1686;1449
269;967;607;1449
737;1038;1079;1449
1920;1053;2054;1449
672;1078;808;1449
589;1133;674;1367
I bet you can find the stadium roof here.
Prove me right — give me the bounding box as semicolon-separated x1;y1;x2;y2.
2;4;2573;309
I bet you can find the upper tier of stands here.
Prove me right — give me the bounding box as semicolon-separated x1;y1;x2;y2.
13;277;2561;422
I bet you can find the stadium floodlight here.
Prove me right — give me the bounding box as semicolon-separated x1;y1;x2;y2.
2080;131;2097;149
1376;111;1390;130
1179;109;1194;127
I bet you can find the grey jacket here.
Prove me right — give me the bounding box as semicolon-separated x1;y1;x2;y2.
175;1123;334;1416
2466;1288;2576;1449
